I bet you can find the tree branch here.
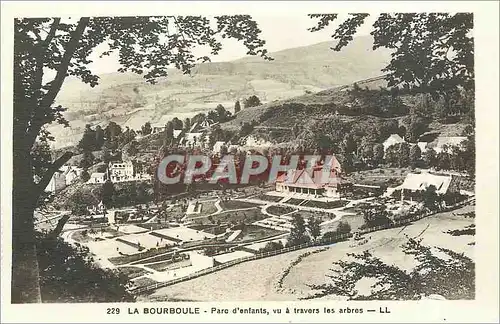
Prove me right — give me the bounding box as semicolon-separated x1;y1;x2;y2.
47;214;70;240
41;18;60;48
41;17;89;107
36;151;74;194
32;19;61;113
28;17;89;148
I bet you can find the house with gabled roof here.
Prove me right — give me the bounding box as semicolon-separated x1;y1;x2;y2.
383;134;406;152
429;136;467;153
392;170;460;204
275;155;349;199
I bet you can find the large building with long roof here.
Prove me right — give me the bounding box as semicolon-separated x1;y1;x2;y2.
275;155;350;199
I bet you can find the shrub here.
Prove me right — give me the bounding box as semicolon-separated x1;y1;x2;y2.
259;241;284;253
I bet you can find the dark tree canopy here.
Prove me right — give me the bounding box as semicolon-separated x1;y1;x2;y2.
309;13;474;97
244;95;262;108
288;214;310;246
307;217;322;241
36;233;134;303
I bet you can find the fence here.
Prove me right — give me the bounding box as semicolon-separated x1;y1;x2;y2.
130;197;474;295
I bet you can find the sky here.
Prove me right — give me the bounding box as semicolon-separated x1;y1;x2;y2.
87;14;376;75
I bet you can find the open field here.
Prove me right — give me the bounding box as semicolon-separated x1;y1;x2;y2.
141;205;474;301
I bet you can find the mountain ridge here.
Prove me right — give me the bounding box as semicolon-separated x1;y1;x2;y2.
50;36;391;149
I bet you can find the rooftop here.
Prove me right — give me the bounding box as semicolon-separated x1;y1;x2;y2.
399;172;453;195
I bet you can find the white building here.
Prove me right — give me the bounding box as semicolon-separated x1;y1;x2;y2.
184;132;204;146
383;134;406;152
173;129;183;139
417;142;429;153
45;166;84;193
88;172;107;184
391;171;459;203
152;124;166;133
275;156;349;199
107;161;152;183
190;119;216;132
430;136;467;153
212;141;226;154
244;135;272;148
108;161;134;182
46;172;67;193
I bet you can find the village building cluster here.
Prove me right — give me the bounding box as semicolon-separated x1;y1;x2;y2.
383;133;467;155
86;161;152;184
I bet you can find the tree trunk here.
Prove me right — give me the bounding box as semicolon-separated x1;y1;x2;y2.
11;148;41;303
11;221;41;303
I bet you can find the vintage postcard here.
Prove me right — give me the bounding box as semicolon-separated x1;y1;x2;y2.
1;1;498;323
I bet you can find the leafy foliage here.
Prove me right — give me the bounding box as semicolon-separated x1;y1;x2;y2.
259;241;285;253
361;205;392;228
309;13;474;97
304;237;474;300
307;217;322;241
234;100;242;113
244;95;262;108
384;142;411;167
287;214;310;246
79;151;95;169
36;233;134;303
322;220;351;240
101;180;116;208
13;14;272;303
141;122;152;135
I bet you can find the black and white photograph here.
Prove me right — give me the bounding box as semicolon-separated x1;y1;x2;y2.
1;1;498;323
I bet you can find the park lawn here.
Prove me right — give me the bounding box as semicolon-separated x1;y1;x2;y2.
136;223;171;231
342;202;375;214
266;205;297;216
220;200;262;210
117;266;151;279
254;194;284;203
199;201;217;215
298;211;337;223
286;198;307;206
70;230;95;243
145;259;192;272
183;201;218;221
303;200;349;209
190;208;267;226
166;205;186;221
71;227;123;243
188;224;227;235
235;225;286;242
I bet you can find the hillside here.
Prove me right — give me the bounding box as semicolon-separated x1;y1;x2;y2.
218;74;470;150
47;36;391;149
